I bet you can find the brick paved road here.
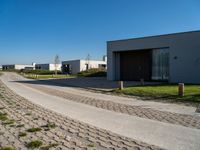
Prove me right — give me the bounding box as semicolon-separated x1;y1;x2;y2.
0;81;161;150
25;84;200;129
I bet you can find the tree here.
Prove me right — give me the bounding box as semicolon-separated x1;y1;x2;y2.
85;54;91;70
54;55;60;75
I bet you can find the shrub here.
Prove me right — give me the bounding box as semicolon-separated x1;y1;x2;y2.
27;127;42;133
2;119;15;125
0;113;8;121
18;132;27;137
25;112;32;116
0;146;16;150
87;144;94;147
77;68;106;77
16;124;24;128
26;140;43;149
21;69;62;75
41;122;56;129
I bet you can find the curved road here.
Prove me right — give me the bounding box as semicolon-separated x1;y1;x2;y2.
1;72;200;150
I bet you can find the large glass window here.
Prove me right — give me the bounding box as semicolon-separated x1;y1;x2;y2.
152;48;169;80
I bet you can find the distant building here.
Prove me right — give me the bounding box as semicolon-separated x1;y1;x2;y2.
0;65;2;70
35;63;61;71
62;57;107;74
107;30;200;84
2;64;34;70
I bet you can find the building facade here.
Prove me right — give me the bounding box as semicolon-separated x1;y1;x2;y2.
35;64;61;71
2;64;34;70
107;31;200;84
62;58;107;74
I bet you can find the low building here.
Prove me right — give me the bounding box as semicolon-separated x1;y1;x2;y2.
35;63;61;71
0;65;2;70
62;57;107;74
107;30;200;84
2;64;34;70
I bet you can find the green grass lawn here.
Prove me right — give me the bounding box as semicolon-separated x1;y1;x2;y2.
115;84;200;105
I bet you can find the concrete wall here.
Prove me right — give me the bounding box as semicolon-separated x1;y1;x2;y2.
80;60;106;72
49;64;61;71
62;59;107;74
15;65;33;70
107;31;200;84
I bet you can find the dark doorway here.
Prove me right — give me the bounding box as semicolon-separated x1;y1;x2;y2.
85;64;89;70
62;64;72;74
120;50;152;81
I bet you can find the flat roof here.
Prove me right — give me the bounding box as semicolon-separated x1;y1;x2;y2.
2;64;33;66
35;63;61;65
62;59;105;62
107;30;200;43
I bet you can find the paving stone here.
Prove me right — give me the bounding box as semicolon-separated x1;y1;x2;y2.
27;83;200;129
0;80;162;150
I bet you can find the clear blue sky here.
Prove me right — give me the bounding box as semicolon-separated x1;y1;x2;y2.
0;0;200;65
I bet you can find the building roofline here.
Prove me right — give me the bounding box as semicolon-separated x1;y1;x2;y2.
62;59;105;62
2;64;33;66
107;30;200;43
35;63;61;65
80;59;105;62
62;59;81;62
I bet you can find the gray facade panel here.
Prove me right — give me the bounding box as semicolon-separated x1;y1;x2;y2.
107;31;200;84
62;60;81;74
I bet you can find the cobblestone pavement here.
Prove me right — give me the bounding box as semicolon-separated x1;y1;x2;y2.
0;81;162;150
24;84;200;130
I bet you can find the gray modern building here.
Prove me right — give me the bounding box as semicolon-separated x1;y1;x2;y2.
107;30;200;84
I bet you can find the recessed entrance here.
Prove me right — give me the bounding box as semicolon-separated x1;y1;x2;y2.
120;50;152;81
119;48;169;81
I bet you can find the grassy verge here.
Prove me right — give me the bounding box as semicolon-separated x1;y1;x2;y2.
23;74;74;79
22;68;106;79
77;68;106;77
114;84;200;105
21;69;62;75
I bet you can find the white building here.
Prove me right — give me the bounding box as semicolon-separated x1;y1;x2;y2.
2;64;34;70
62;57;107;74
35;63;61;71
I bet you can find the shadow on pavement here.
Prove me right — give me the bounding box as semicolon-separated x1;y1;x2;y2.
13;77;162;91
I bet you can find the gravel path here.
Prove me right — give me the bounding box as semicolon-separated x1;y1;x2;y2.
24;83;200;129
0;80;162;150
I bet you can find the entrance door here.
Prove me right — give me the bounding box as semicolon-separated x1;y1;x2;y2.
152;48;169;81
62;64;72;74
120;50;152;81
